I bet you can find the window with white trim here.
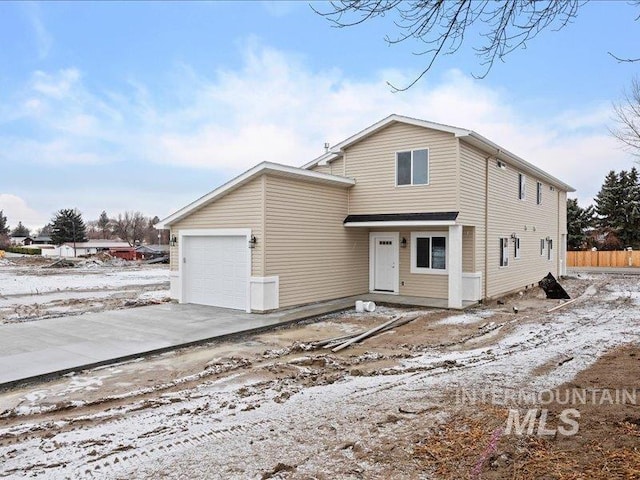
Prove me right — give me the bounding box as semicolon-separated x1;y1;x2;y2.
518;173;526;200
514;237;521;259
547;238;553;260
500;237;509;267
397;149;429;186
410;232;447;273
536;182;542;204
540;239;545;256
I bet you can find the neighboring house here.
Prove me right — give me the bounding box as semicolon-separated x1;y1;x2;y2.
159;114;573;313
32;235;52;245
40;240;132;258
10;236;33;246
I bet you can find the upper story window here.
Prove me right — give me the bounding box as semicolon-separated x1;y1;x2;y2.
518;173;526;200
536;182;543;204
397;149;429;186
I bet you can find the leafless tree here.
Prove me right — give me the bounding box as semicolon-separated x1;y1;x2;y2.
611;76;640;157
112;211;148;246
314;1;620;91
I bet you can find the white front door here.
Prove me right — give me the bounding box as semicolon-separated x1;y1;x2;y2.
371;234;397;292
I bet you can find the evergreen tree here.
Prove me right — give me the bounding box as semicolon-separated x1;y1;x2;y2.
594;168;640;249
97;210;111;239
11;221;30;237
50;209;88;247
594;170;625;240
567;199;594;250
622;167;640;248
0;210;9;248
0;210;9;236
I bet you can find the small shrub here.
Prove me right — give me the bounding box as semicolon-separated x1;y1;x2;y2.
4;246;42;255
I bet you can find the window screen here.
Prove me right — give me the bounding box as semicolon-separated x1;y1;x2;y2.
412;149;429;185
431;236;446;269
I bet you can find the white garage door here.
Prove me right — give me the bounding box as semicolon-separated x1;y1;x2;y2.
182;235;248;310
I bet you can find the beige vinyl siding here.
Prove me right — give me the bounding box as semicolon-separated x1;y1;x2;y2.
486;163;562;298
458;142;488;284
310;163;331;175
309;156;346;177
462;226;475;273
264;175;368;308
558;190;567;234
345;122;459;214
169;177;264;276
330;156;345;176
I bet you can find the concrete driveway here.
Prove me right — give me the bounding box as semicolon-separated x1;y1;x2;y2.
0;299;354;388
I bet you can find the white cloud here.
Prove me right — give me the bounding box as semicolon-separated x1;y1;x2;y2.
0;194;48;232
0;41;635;207
25;3;53;60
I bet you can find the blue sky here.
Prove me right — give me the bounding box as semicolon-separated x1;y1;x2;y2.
0;1;638;231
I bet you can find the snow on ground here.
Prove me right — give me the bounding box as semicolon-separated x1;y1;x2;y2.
434;309;495;325
0;275;638;478
0;266;169;296
0;259;169;323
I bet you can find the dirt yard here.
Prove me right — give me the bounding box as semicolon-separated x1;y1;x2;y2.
0;272;639;479
0;256;170;324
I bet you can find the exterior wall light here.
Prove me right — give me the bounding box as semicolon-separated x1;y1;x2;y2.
249;235;257;249
401;237;407;248
170;234;178;247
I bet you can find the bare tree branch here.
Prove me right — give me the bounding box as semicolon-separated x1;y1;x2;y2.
610;76;640;157
608;51;640;63
313;1;599;89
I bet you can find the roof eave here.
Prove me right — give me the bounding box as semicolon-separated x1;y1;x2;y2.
461;132;576;192
158;162;355;228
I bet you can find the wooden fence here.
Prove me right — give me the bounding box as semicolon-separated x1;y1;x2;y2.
567;250;640;268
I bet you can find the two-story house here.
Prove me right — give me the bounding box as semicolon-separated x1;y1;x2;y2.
159;115;573;312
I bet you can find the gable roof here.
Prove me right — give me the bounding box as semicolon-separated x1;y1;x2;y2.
303;114;575;192
158;161;355;228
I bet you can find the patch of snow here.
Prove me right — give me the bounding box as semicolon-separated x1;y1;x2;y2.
0;267;169;296
436;310;495;325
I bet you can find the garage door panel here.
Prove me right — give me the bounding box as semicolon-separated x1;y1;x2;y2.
183;235;248;310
